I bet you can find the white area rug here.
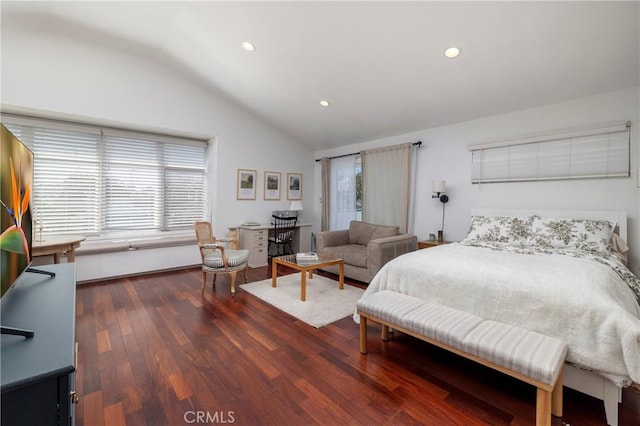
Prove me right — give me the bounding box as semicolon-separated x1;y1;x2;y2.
240;274;364;328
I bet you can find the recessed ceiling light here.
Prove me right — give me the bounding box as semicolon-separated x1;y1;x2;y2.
319;100;330;107
241;41;255;52
444;46;460;59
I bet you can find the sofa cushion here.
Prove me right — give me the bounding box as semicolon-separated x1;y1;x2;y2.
348;221;399;245
321;244;368;268
371;224;400;241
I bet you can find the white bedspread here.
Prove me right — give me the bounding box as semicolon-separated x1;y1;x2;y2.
356;244;640;385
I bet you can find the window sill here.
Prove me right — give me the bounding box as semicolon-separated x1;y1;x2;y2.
76;234;196;255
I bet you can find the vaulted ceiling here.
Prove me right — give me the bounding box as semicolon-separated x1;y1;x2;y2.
2;1;639;149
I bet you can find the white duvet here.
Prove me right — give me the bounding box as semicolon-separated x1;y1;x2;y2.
356;243;640;385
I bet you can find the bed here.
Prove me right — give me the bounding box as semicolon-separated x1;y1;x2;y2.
355;209;640;426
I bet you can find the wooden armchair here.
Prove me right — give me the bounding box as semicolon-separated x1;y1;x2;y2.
194;221;249;295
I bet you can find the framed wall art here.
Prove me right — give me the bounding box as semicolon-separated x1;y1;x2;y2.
287;172;302;200
264;171;281;200
237;168;257;200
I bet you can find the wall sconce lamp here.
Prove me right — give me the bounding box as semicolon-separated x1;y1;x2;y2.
432;180;449;242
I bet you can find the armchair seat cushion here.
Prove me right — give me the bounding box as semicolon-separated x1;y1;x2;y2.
321;244;368;268
204;249;249;269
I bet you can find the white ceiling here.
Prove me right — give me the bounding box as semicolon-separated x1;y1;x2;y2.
2;1;639;149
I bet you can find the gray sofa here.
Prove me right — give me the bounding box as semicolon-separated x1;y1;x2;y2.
315;220;417;283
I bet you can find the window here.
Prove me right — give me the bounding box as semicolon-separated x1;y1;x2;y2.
3;115;207;237
329;155;362;230
469;122;630;183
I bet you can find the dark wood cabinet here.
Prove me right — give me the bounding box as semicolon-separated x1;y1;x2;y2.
1;263;77;426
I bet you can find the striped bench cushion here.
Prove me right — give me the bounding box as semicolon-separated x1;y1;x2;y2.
356;289;427;324
402;303;483;350
357;291;484;350
462;320;567;386
357;290;567;387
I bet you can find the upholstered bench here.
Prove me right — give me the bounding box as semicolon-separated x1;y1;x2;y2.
357;290;568;426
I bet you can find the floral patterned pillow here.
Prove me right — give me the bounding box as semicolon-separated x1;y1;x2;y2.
528;217;615;254
461;216;533;245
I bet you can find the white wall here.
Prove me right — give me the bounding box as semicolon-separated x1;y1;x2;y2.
314;87;640;274
1;25;315;281
4;25;638;280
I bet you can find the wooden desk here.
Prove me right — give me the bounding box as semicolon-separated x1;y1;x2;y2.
238;223;312;268
33;235;86;263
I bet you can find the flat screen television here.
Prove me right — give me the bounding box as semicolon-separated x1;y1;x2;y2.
1;123;33;296
1;123;36;337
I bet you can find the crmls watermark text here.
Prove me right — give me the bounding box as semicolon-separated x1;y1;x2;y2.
184;411;235;424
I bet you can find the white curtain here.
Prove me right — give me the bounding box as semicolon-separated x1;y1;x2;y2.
320;157;330;231
329;155;361;231
361;143;415;233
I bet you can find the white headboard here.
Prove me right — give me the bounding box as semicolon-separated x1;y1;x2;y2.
470;209;627;241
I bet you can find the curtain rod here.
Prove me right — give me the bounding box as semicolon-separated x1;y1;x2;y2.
315;141;422;162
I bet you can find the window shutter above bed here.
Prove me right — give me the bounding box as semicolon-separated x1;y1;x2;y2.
468;121;630;183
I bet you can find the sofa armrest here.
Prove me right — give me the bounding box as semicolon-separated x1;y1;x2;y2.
316;229;350;251
367;233;417;275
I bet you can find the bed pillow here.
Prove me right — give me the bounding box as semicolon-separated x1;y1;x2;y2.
528;217;615;254
461;216;533;245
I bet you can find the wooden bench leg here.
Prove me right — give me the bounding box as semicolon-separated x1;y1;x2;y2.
536;388;552;426
359;315;368;354
551;369;563;417
381;324;390;341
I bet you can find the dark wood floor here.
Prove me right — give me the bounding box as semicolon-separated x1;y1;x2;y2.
75;265;640;425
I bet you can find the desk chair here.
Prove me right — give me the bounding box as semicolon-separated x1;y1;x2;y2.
269;215;298;257
194;221;249;296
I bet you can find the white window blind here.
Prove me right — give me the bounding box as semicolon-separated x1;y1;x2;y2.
468;122;630;183
2;115;207;237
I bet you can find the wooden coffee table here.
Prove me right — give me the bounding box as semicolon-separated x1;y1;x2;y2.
271;254;344;301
